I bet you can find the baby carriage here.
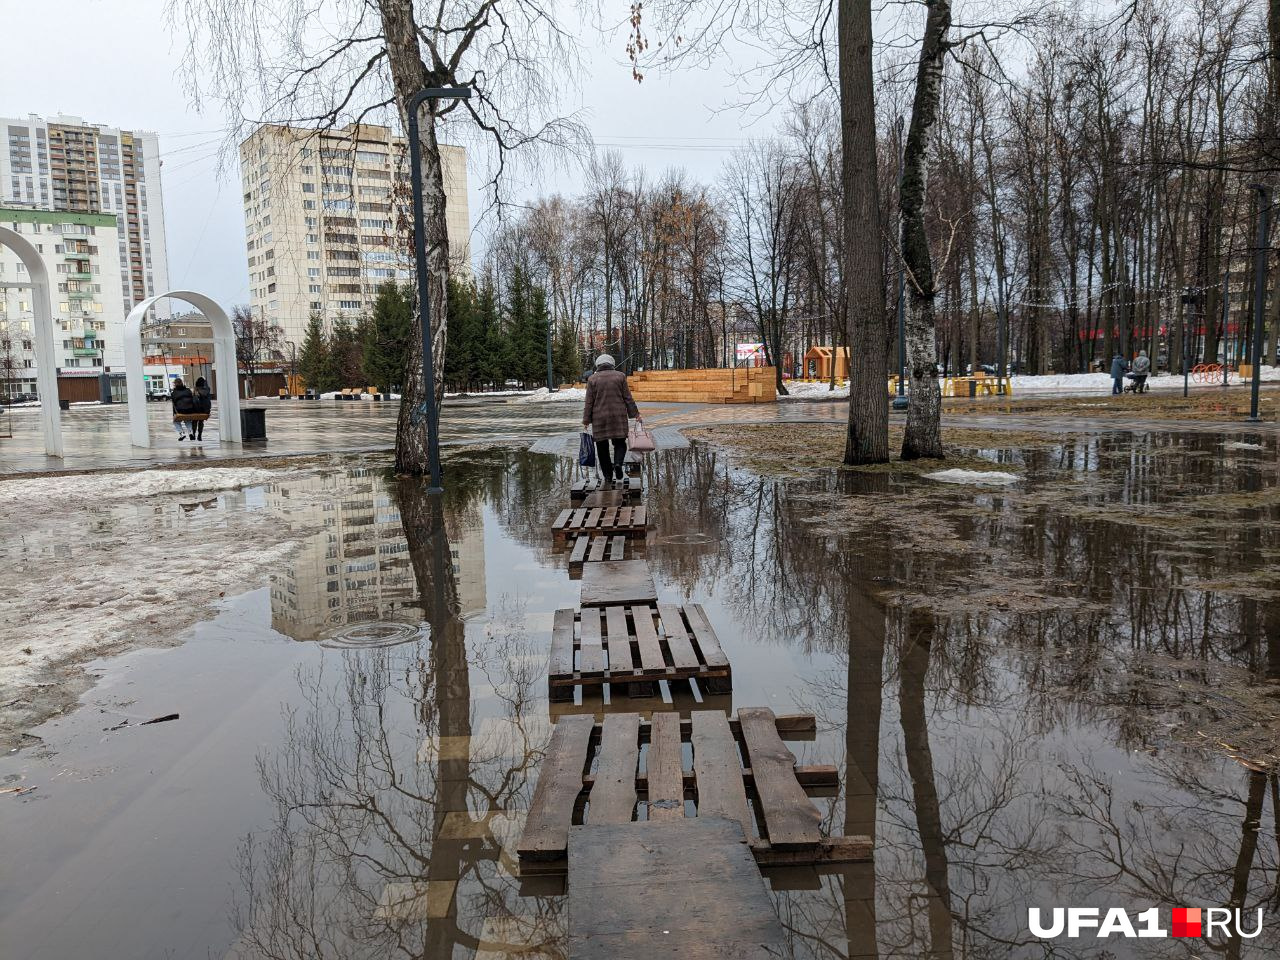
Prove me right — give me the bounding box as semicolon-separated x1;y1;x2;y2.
1123;372;1148;394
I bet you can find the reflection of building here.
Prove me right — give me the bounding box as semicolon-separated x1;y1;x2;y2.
267;469;485;641
239;122;469;347
0;205;124;395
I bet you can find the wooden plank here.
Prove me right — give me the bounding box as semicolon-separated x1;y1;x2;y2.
646;712;684;821
582;762;836;793
517;714;594;861
608;535;627;560
582;490;627;509
584;507;602;531
580;559;657;608
603;606;635;674
567;818;787;960
690;711;754;843
659;603;700;670
587;713;641;824
551;508;572;533
548;608;576;679
684;603;729;669
578;608;605;676
568;536;590;568
737;708;821;850
632;505;647;529
631;605;666;673
587;537;607;563
754;835;874;866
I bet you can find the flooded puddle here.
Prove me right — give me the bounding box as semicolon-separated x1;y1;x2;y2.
1;435;1277;958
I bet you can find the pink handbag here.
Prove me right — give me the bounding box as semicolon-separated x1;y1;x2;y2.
628;420;656;453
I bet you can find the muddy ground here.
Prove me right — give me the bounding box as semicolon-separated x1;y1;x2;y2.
690;421;1280;772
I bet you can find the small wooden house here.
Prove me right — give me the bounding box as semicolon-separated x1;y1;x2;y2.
803;346;849;381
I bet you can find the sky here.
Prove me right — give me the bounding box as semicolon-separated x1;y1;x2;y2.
0;0;791;308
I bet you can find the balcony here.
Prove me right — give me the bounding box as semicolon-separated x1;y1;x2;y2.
67;270;92;280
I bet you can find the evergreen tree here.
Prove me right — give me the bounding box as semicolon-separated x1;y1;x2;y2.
362;282;414;391
552;322;581;387
477;280;511;387
528;285;553;386
298;312;337;393
330;314;363;387
444;278;478;391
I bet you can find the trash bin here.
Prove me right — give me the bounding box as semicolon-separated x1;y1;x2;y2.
59;399;70;411
968;378;978;398
240;407;267;441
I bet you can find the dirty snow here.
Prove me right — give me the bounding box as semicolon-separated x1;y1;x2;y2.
925;468;1021;486
1224;441;1266;451
0;466;281;507
515;386;587;404
779;381;851;401
0;463;328;746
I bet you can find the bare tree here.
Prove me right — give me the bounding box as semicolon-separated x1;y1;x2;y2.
168;0;583;473
231;304;283;398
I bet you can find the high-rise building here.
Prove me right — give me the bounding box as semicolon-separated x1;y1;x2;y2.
0;205;124;395
239;122;469;348
0;114;171;316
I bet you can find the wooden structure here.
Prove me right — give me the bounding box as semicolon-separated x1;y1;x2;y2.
803;346;849;381
547;604;731;700
517;708;871;869
626;367;776;404
552;504;648;541
568;535;629;573
571;475;641;502
567;817;788;960
579;559;657;607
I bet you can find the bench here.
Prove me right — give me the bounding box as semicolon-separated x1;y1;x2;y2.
172;412;210;423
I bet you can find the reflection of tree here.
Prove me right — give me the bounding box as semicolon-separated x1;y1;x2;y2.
230;480;561;959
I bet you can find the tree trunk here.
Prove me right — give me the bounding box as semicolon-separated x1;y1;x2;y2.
840;0;890;464
379;0;452;475
900;0;950;461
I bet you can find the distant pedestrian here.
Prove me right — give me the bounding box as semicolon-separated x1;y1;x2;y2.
1110;353;1128;395
1130;350;1150;394
171;378;195;441
581;354;640;483
191;377;212;441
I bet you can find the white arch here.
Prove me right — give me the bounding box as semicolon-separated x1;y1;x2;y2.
0;226;62;457
124;291;242;447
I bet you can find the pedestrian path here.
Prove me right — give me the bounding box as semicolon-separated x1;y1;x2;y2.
518;446;872;958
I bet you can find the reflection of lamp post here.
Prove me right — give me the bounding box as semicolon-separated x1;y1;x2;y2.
892;115;909;412
285;340;297;397
407;85;472;493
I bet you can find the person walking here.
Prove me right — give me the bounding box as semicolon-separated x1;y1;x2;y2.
191;376;213;441
170;378;195;441
1130;350;1151;394
1109;352;1128;395
581;354;640;483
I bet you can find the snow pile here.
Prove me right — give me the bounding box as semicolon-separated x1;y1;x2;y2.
0;466;280;507
925;468;1020;486
779;381;850;401
1009;366;1280;393
515;386;588;404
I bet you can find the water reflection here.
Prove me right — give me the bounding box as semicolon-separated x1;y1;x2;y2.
230;434;1277;959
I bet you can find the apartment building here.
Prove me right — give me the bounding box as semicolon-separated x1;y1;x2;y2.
267;468;485;643
240;122;469;347
0;114;170;316
0;206;124;395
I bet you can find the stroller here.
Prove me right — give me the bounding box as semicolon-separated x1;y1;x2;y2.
1123;372;1148;394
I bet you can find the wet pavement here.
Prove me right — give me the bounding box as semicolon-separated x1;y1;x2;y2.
2;432;1279;959
6;391;1278;475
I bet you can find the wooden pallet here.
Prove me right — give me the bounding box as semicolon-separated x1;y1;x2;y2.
517;708;872;870
567;818;787;960
548;603;730;700
567;534;628;571
552;504;647;541
571;476;642;502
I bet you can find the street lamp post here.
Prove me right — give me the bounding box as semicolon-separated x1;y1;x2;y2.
546;319;555;392
892;115;909;412
285;340;297;397
1247;183;1270;422
407;85;472;492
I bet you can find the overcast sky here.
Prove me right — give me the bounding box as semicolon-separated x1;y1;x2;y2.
0;1;792;307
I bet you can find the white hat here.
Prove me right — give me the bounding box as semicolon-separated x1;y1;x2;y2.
594;354;616;369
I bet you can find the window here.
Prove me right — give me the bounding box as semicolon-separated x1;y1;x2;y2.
303;200;316;210
307;250;320;260
306;233;319;244
337;300;361;310
308;284;321;294
308;268;320;278
301;165;313;175
301;182;315;193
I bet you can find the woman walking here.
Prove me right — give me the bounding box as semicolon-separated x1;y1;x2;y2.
581;354;640;483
